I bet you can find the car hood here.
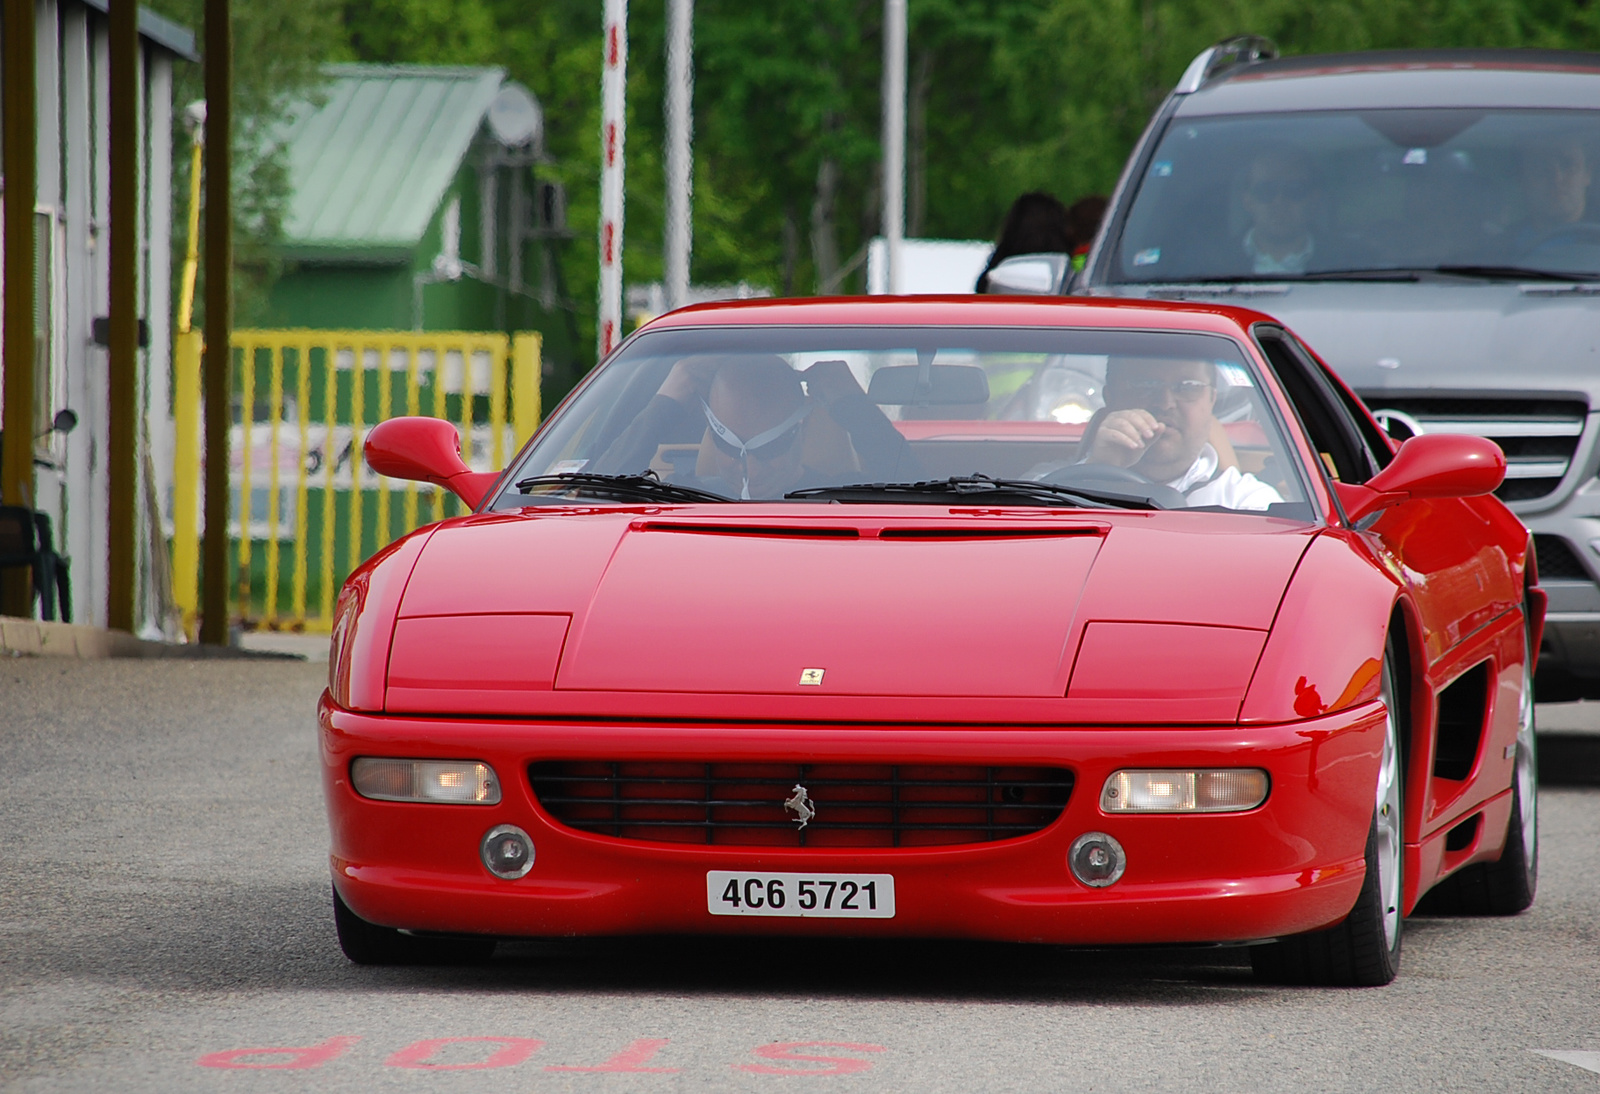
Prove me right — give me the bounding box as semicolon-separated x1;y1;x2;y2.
390;508;1315;708
1115;281;1600;399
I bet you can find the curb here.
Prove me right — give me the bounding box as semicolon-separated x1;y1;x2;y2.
1;616;304;661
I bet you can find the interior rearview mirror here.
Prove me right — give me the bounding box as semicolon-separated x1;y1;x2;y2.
867;364;990;406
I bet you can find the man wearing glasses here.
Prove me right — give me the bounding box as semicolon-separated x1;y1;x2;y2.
1240;147;1320;275
1077;357;1282;511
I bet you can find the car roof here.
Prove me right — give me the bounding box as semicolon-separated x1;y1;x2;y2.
1180;48;1600;115
639;295;1273;338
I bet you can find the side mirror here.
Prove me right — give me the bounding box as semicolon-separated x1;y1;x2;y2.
363;416;500;509
1334;433;1505;524
983;253;1069;295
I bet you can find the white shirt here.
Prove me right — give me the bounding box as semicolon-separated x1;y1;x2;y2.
1168;443;1284;511
1243;228;1314;275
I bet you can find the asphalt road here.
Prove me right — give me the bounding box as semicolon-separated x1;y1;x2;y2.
2;658;1597;1093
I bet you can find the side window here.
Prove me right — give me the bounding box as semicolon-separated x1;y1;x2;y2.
1254;328;1376;486
1286;334;1395;473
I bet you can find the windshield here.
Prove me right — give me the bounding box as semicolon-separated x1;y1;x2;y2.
496;326;1309;514
1111;108;1600;282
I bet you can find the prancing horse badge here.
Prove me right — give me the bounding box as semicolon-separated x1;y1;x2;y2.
799;668;825;686
785;784;816;829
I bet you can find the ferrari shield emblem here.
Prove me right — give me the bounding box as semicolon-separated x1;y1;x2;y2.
798;668;825;686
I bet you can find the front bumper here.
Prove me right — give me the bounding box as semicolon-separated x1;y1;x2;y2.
320;697;1386;946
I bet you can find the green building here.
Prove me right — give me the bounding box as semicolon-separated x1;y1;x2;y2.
267;64;576;370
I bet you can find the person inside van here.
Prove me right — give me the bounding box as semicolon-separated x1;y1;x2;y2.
1240;148;1321;275
1513;137;1592;252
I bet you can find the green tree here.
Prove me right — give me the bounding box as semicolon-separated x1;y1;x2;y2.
147;0;347;326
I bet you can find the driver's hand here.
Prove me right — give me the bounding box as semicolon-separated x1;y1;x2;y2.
803;359;864;404
658;357;722;405
1085;409;1166;468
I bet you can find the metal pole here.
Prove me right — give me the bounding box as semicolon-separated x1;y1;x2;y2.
881;0;907;295
177;105;204;334
663;0;692;311
0;0;37;619
597;0;627;359
107;0;139;632
200;0;231;646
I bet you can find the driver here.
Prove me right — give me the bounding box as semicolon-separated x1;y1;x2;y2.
1240;148;1321;275
1077;356;1283;510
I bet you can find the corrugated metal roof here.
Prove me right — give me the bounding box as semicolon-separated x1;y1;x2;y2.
77;1;198;60
279;64;505;255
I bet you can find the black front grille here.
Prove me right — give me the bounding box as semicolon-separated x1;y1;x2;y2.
1535;534;1591;581
529;761;1075;848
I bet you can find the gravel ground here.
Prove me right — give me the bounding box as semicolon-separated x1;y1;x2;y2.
1;658;1596;1092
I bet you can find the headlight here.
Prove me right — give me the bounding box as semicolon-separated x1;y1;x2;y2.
1100;769;1269;813
350;758;501;804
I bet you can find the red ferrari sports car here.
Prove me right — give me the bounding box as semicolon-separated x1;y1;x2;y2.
324;297;1541;986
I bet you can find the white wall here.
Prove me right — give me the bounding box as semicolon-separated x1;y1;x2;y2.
867;238;994;296
20;0;181;628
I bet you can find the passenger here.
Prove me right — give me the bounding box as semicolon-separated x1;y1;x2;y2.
1077;357;1282;510
1240;148;1320;275
975;192;1074;292
594;355;913;497
1512;138;1592;251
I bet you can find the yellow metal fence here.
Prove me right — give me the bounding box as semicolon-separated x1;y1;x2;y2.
171;329;542;635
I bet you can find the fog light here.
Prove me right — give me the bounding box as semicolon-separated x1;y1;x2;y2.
350;758;500;804
1100;769;1269;813
1068;831;1126;888
481;824;535;879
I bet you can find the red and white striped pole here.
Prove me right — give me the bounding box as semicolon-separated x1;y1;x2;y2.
597;0;628;360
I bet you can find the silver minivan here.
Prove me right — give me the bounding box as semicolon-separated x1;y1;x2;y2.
1049;39;1600;694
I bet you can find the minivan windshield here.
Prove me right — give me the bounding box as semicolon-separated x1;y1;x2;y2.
496;326;1309;515
1111;108;1600;283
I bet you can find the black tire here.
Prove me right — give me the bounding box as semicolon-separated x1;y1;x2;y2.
1252;647;1404;987
1413;622;1538;916
332;885;497;966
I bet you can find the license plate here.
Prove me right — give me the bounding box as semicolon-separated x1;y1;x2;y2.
706;871;895;918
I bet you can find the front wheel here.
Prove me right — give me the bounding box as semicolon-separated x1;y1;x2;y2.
1252;648;1404;986
332;885;497;966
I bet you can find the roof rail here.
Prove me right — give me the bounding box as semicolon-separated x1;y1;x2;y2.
1174;35;1278;94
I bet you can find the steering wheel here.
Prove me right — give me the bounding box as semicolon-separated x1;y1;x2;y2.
1039;461;1189;509
1520;222;1600;264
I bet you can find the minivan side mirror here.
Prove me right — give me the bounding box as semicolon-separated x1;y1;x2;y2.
983;253;1070;295
363;416;500;509
1334;433;1505;524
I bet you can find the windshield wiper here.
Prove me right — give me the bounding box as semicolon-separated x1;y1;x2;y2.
1293;268;1423;281
1431;264;1600;282
514;471;731;504
787;475;1155;510
1147;270;1421;285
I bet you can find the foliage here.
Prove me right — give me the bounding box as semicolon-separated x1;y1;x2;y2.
154;0;1600;363
146;0;347;326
